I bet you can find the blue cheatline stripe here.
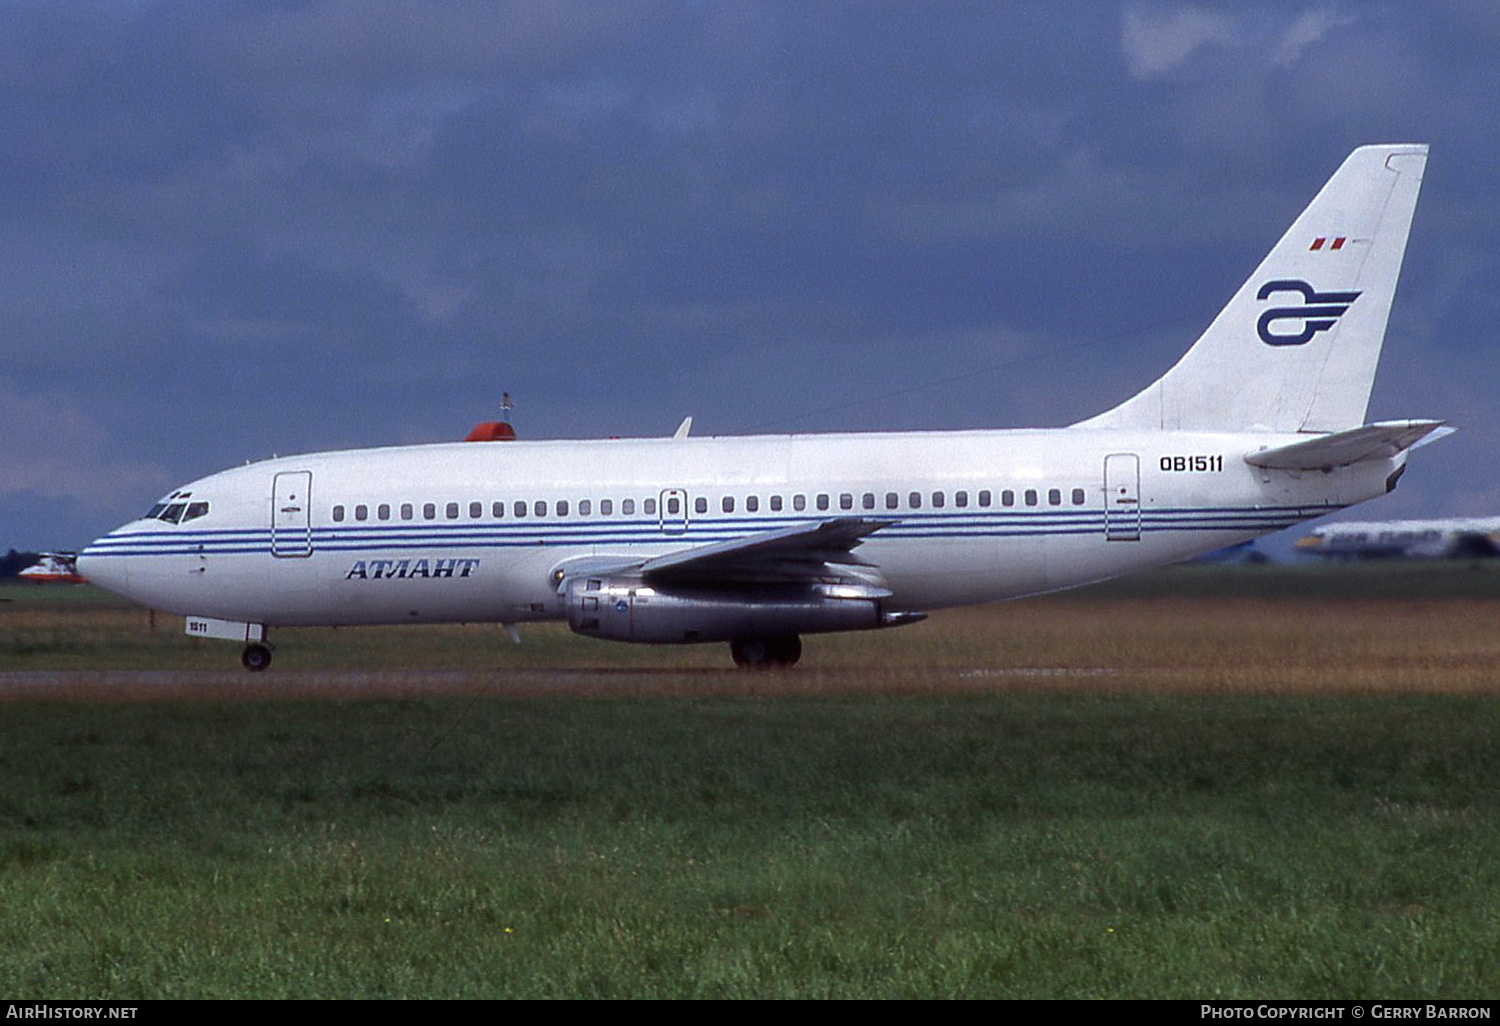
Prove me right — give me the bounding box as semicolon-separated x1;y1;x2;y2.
82;503;1338;558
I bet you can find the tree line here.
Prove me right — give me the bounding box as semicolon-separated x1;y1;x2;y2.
1;549;42;579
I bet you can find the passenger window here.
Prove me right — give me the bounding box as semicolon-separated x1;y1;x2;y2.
534;501;547;517
643;498;656;515
424;503;437;520
1072;488;1086;506
557;500;569;517
722;496;734;513
932;492;945;509
979;490;992;507
491;502;504;518
402;503;414;520
908;492;921;509
1025;490;1038;506
793;494;806;512
378;504;391;521
355;504;368;521
1048;489;1061;506
886;492;899;510
746;495;759;513
579;499;592;515
333;505;346;523
840;493;853;510
514;501;527;518
816;494;829;511
469;501;482;519
862;493;875;510
770;495;783;512
1002;490;1015;507
445;502;459;519
600;499;613;515
623;499;635;515
695;496;707;514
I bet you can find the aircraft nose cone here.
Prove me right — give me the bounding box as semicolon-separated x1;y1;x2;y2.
77;534;131;597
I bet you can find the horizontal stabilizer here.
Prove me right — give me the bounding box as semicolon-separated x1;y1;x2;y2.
1244;420;1448;471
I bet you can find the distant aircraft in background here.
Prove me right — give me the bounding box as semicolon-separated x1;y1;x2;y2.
1296;518;1500;560
1186;541;1272;565
80;145;1439;671
18;552;87;584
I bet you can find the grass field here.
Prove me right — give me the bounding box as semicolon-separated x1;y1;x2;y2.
3;565;1500;998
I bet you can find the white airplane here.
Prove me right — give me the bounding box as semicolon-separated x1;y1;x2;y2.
80;144;1439;671
1297;517;1500;560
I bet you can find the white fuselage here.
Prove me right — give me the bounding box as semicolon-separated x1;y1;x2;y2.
78;426;1396;629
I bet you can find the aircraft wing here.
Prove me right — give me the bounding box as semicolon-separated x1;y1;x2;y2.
1244;420;1449;471
641;517;893;585
555;518;895;589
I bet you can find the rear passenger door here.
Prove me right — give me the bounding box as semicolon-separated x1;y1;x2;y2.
1104;454;1141;542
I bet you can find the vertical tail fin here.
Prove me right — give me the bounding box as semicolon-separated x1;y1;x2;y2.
1077;144;1427;433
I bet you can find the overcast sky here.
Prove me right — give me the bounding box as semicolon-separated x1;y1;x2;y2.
3;1;1497;552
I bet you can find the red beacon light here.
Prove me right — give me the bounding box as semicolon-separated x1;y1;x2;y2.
464;421;516;442
465;392;517;441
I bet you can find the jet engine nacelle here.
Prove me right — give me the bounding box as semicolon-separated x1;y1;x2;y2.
560;574;889;644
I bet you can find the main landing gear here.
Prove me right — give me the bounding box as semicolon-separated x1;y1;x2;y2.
729;634;802;669
241;643;273;672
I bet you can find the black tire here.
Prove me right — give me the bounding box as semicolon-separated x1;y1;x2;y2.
242;643;273;672
730;634;801;669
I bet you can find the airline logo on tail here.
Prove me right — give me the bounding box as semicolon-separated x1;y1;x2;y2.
1256;279;1362;346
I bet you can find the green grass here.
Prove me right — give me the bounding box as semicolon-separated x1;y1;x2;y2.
2;693;1499;998
4;566;1500;997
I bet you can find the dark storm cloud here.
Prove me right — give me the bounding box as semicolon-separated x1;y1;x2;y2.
1;1;1496;550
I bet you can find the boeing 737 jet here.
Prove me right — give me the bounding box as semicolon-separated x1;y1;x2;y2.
1298;516;1500;560
80;144;1438;670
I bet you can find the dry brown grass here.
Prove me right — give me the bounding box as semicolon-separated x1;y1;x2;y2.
7;582;1500;700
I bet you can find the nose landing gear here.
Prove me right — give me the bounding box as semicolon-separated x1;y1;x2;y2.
241;642;273;672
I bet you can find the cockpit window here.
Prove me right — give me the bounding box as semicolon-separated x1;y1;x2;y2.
144;498;210;524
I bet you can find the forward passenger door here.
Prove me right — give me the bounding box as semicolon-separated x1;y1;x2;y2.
271;471;314;557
